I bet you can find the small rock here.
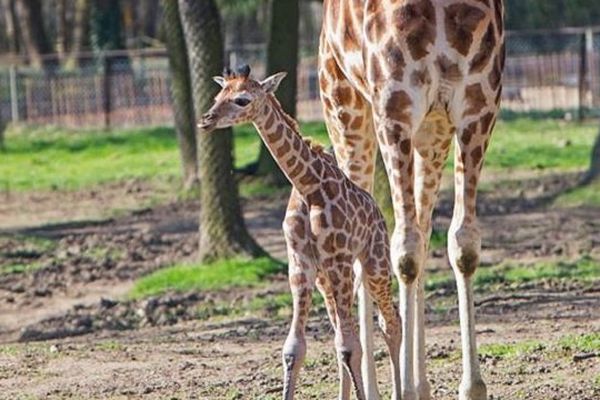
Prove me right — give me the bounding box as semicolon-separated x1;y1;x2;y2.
100;298;118;309
49;344;59;353
10;284;25;293
34;287;51;297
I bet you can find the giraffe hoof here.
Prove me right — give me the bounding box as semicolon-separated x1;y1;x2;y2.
459;379;487;400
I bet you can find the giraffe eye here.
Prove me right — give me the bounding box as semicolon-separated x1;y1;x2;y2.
233;97;251;107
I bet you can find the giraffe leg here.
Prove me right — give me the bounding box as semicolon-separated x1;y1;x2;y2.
449;107;498;400
282;257;315;400
327;260;366;400
369;78;428;400
319;40;379;400
316;273;351;400
361;241;401;400
412;114;454;400
282;199;316;400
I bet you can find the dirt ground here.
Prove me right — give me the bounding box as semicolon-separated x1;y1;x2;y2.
0;171;599;400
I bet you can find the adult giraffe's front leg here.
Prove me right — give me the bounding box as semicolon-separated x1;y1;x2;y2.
370;81;428;400
412;115;454;400
319;44;380;400
449;98;499;400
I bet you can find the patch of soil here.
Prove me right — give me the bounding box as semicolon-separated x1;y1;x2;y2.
1;171;599;399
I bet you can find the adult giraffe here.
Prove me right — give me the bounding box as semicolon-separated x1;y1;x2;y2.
319;1;505;400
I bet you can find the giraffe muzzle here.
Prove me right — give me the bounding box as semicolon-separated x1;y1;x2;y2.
198;113;217;133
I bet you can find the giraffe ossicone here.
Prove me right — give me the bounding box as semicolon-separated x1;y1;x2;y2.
200;65;402;400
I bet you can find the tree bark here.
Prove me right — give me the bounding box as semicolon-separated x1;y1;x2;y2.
55;0;67;60
141;0;160;39
90;0;124;52
255;0;299;185
177;0;265;261
161;0;198;190
14;0;52;69
64;0;89;70
1;0;19;55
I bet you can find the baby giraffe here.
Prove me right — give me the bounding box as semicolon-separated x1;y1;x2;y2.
199;65;401;400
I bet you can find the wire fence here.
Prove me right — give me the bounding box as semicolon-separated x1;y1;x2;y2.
1;27;600;129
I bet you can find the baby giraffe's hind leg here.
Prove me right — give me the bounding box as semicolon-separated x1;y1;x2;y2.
282;253;315;400
325;258;366;400
316;273;352;400
362;241;402;400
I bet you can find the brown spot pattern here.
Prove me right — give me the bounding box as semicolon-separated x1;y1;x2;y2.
469;23;496;73
396;0;436;60
384;90;412;124
436;55;462;81
444;4;486;56
463;84;487;116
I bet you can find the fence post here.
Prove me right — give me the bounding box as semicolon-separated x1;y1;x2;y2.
103;55;111;130
9;65;19;123
585;28;596;113
579;28;595;121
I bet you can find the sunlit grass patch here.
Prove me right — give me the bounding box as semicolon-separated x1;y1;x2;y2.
479;340;544;358
95;340;124;352
0;263;43;275
1;119;595;193
425;256;600;292
558;332;600;353
484;119;597;171
238;177;290;198
129;257;285;299
554;180;600;207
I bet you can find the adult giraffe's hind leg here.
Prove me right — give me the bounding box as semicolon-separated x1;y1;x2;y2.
361;233;402;400
449;90;499;400
319;42;379;400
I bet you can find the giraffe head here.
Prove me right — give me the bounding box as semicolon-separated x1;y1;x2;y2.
198;65;287;132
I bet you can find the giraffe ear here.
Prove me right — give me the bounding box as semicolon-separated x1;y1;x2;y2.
260;72;287;94
213;76;226;88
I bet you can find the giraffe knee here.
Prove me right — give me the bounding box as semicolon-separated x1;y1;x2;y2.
397;254;419;283
448;225;481;277
282;336;306;369
391;228;425;284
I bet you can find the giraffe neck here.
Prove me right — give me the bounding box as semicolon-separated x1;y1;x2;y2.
252;95;324;196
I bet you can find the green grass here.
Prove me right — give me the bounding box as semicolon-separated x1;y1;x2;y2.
479;340;544;358
3;119;593;193
478;332;600;361
129;257;284;299
0;123;330;193
483;119;596;171
559;332;600;353
426;256;600;292
0;263;43;275
554;179;600;207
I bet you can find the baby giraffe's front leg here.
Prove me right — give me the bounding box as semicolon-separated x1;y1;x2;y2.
282;252;315;400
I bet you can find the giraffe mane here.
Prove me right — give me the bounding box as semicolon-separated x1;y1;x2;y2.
267;94;337;165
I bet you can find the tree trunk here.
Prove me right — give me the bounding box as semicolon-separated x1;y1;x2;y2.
90;0;124;52
64;0;89;70
177;0;265;262
1;0;19;55
582;127;600;185
55;0;67;60
161;0;198;190
14;0;52;69
141;0;160;39
255;0;299;185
